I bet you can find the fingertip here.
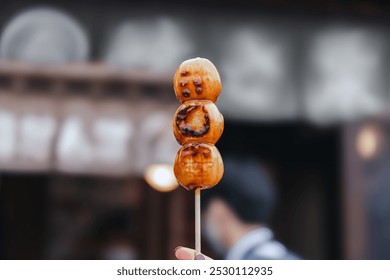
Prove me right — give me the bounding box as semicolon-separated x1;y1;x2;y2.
174;246;182;253
174;247;182;259
175;246;195;260
194;254;205;260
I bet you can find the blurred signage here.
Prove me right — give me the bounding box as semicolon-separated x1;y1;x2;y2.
216;25;297;121
303;27;387;124
0;95;57;171
104;17;192;74
0;94;178;176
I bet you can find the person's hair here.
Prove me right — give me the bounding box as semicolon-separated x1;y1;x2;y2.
202;155;276;224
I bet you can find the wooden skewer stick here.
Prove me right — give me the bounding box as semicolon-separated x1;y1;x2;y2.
195;187;201;256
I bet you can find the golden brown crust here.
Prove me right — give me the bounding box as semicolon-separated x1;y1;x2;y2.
173;100;224;145
173;58;222;103
173;58;224;191
174;143;224;190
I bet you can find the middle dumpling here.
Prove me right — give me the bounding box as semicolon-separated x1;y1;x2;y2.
173;100;224;145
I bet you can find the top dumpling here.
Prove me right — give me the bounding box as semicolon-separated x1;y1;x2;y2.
173;57;222;103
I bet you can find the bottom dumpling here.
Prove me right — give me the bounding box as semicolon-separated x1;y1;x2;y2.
174;143;224;190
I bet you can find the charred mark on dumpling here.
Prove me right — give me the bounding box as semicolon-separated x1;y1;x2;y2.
203;148;211;158
182;89;191;97
193;77;202;86
181;144;199;157
181;143;212;159
176;105;210;137
193;77;203;94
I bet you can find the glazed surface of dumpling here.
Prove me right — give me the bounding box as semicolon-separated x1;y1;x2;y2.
173;100;224;145
174;143;224;190
173;57;222;103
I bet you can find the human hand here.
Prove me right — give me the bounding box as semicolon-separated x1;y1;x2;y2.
174;246;213;260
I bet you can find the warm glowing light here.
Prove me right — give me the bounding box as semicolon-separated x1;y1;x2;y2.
144;164;178;192
356;124;382;160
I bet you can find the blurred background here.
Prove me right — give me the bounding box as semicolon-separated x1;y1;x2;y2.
0;0;389;260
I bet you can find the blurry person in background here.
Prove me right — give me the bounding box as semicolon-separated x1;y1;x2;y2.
175;156;300;260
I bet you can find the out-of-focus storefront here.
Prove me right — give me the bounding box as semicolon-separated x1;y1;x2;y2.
0;0;389;260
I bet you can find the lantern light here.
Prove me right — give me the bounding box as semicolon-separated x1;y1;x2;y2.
144;163;178;192
356;124;382;160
